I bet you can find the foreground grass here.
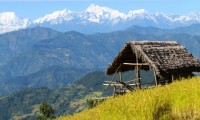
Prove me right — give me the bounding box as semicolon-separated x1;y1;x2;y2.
58;77;200;120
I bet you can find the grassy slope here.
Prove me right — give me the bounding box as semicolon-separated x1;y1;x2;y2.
58;77;200;120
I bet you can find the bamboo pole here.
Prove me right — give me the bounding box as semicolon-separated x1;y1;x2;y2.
123;63;149;65
113;86;116;97
105;64;122;91
139;70;141;88
154;70;158;86
119;72;122;82
135;50;141;89
119;72;123;92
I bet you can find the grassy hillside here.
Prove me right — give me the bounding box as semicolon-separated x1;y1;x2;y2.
58;77;200;120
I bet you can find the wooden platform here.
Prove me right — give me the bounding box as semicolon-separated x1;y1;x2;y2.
103;83;136;86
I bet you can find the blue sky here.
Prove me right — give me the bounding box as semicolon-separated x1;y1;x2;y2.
0;0;200;19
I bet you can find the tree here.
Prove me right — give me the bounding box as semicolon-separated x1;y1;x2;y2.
37;102;55;120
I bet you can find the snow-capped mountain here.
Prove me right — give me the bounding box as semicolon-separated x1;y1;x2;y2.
84;4;125;24
34;9;73;24
1;4;200;34
0;12;31;34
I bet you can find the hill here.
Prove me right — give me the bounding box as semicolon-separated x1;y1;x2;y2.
58;77;200;120
2;26;199;79
0;71;111;120
0;27;61;67
126;24;200;36
0;25;200;95
0;66;89;95
0;84;95;120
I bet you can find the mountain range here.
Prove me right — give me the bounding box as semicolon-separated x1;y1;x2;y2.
1;4;200;34
0;24;200;95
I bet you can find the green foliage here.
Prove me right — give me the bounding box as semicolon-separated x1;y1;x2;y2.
58;77;200;120
38;102;55;120
87;98;107;109
0;71;107;120
86;99;95;109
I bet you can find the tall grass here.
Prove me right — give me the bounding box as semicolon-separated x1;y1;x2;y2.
58;77;200;120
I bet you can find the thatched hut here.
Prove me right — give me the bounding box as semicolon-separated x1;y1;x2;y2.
104;41;200;95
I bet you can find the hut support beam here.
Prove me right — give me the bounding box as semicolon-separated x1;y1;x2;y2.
119;72;122;82
135;50;141;89
123;63;149;66
153;70;158;86
105;64;122;91
136;69;141;89
119;72;123;92
113;86;116;97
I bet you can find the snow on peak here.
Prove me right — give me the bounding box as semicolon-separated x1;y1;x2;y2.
86;4;100;11
187;13;200;21
86;4;125;17
129;9;148;15
126;9;148;18
34;9;73;24
32;4;200;26
154;12;200;23
0;12;22;25
85;4;125;23
1;4;200;34
0;12;30;34
86;4;109;13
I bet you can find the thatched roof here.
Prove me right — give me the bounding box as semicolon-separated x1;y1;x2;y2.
106;41;200;79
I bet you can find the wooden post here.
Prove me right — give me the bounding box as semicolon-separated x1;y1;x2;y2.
138;71;141;88
154;70;158;86
113;86;116;97
135;50;141;89
171;75;174;82
119;72;122;82
135;68;141;89
119;72;123;92
105;64;122;91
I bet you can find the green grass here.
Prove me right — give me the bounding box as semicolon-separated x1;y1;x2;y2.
58;77;200;120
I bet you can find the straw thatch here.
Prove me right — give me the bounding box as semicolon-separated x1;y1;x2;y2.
106;41;200;80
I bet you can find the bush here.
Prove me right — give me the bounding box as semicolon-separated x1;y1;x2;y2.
37;102;55;120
